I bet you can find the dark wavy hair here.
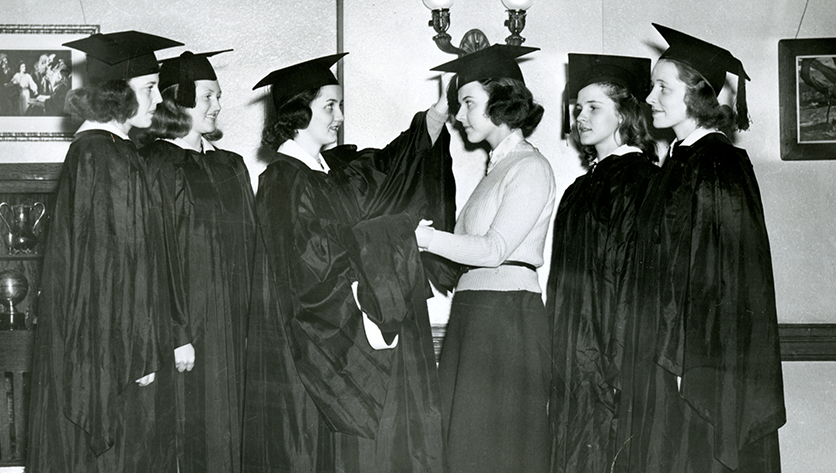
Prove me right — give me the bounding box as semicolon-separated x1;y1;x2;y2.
262;87;320;149
571;82;658;167
64;80;138;123
140;85;223;142
447;77;544;137
664;58;742;134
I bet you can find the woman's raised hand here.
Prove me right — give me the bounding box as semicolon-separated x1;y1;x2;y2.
432;73;454;116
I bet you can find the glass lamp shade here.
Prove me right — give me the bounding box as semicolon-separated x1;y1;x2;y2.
423;0;454;9
501;0;534;10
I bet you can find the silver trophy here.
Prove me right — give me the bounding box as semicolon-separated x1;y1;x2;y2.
0;202;46;254
0;269;28;330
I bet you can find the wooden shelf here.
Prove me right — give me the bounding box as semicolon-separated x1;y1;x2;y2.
0;254;43;261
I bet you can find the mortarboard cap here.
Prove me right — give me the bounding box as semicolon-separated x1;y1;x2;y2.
567;53;651;102
431;43;538;88
653;23;750;129
564;53;651;134
159;49;233;108
63;30;183;83
253;52;348;110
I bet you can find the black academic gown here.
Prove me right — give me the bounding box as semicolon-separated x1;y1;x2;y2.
141;140;257;473
546;151;658;473
27;130;181;473
617;133;786;473
242;111;457;473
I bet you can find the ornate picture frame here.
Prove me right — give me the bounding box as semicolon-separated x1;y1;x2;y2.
0;24;99;141
778;38;836;160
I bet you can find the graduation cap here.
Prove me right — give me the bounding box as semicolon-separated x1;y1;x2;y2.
564;53;651;134
159;49;233;108
430;43;539;88
653;23;750;129
567;53;651;102
63;30;183;83
253;52;348;110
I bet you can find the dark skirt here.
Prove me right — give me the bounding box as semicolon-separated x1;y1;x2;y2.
439;290;551;473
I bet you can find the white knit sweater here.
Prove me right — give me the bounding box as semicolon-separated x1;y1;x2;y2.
426;130;555;292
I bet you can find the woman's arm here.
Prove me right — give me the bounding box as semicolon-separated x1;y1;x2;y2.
419;157;553;266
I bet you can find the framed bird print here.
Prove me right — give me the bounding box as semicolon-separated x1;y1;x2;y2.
779;38;836;160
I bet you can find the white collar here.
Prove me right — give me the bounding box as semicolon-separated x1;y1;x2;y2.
608;144;642;157
164;136;216;153
487;129;524;174
75;121;130;140
592;144;643;168
278;139;330;173
680;127;723;147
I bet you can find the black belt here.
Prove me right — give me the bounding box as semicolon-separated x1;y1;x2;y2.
462;260;537;273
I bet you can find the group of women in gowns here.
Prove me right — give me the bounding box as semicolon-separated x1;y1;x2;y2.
27;34;260;473
548;23;784;473
24;20;785;473
27;32;188;473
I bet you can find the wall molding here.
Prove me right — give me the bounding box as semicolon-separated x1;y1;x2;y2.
778;323;836;361
431;323;836;362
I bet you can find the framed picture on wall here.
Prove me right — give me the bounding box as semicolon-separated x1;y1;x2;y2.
0;24;99;141
779;38;836;160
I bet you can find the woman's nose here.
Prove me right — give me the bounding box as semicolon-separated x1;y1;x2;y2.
646;88;657;105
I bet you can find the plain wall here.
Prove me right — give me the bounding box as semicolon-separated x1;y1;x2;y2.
2;0;835;470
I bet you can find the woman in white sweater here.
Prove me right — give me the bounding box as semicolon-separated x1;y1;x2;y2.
416;44;556;473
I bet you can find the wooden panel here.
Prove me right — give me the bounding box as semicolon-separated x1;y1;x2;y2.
0;163;62;194
0;372;10;464
778;323;836;362
0;332;34;372
0;163;62;183
0;371;29;464
0;331;33;464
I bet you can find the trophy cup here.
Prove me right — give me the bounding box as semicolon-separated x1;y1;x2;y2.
0;202;46;254
0;269;28;330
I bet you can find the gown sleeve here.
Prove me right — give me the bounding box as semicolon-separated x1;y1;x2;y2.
142;145;191;348
334;110;460;293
